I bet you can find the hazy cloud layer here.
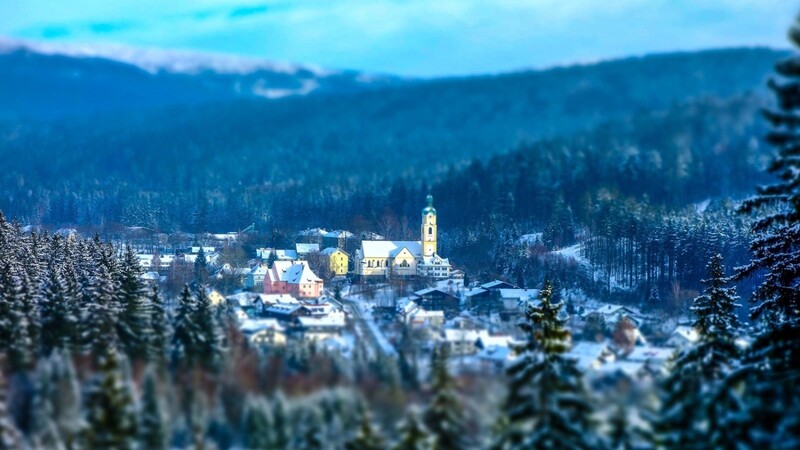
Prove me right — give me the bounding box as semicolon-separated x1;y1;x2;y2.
0;0;795;76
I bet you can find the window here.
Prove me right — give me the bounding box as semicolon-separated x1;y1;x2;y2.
428;227;433;235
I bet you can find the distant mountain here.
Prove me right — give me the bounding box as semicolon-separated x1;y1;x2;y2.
0;38;402;120
0;46;788;230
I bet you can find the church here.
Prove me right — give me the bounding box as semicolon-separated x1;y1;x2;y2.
355;195;452;280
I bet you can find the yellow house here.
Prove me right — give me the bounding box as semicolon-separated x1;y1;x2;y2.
321;247;349;276
207;289;226;306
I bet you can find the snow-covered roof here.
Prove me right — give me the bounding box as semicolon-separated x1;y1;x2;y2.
465;288;488;297
669;325;700;345
295;243;320;254
267;261;322;284
625;346;675;363
396;298;419;315
477;334;514;348
240;319;284;334
481;280;516;290
421;255;451;266
581;304;634;318
248;265;269;276
260;293;298;304
360;240;422;258
410;309;444;319
324;230;354;239
499;289;539;300
298;312;346;328
320;247;347;256
298;228;328;237
275;250;298;260
569;342;612;371
443;329;488;343
265;304;302;316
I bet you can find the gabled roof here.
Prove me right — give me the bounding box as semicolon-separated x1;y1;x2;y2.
321;247;348;256
268;261;322;285
481;280;517;290
361;240;422;258
581;304;635;318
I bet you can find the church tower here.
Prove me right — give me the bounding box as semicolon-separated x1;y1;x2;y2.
421;195;437;257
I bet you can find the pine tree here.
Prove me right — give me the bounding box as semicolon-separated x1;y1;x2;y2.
138;368;168;450
194;288;221;371
498;280;598;449
29;358;65;450
116;246;151;360
734;16;800;447
422;344;469;450
393;406;433;450
270;392;291;450
40;263;72;354
193;247;209;287
655;254;746;448
82;345;138;450
84;262;119;356
294;406;326;450
171;284;198;368
148;286;169;366
345;409;385;450
49;351;83;450
242;397;272;450
0;371;22;450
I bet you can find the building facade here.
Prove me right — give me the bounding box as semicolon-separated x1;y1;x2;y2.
355;195;452;280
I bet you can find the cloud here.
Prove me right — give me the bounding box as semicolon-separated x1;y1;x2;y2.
1;0;795;76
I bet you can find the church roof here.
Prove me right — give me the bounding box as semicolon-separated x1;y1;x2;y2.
361;240;422;258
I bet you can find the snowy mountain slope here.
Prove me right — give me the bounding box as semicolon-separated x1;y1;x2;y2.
0;38;403;119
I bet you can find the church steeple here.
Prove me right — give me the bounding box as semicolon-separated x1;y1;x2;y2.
421;195;437;257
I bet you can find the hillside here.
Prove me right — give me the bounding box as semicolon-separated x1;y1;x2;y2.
0;47;787;230
0;39;401;120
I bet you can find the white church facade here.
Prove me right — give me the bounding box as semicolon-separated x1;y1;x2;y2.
355;195;452;280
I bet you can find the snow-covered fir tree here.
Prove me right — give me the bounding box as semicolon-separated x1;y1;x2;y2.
138;367;168;450
116;246;151;361
735;16;800;447
345;409;385;450
148;285;169;367
242;397;272;450
82;345;138;450
422;344;469;450
655;253;745;448
393;406;433;450
39;263;72;354
0;370;21;450
498;279;598;450
171;284;198;368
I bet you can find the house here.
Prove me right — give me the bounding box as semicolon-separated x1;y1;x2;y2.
297;312;347;341
581;304;640;328
443;329;489;356
244;265;269;288
323;230;354;250
297;228;328;245
408;309;445;327
499;289;540;313
296;243;320;257
136;253;175;272
264;260;323;298
256;248;298;261
418;254;452;279
240;319;287;346
413;288;460;313
666;325;700;348
480;280;518;291
354;196;453;280
624;346;675;370
264;303;304;323
320;247;349;276
569;342;616;371
207;289;226;307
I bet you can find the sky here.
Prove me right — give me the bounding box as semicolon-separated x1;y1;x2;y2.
0;0;796;77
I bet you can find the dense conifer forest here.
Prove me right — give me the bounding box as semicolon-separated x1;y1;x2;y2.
1;8;800;449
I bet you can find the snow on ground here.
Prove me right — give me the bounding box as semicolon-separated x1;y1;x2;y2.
518;233;543;245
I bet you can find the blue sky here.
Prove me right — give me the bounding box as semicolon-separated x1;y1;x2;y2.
0;0;796;76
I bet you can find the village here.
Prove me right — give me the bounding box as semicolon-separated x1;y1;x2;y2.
114;195;713;388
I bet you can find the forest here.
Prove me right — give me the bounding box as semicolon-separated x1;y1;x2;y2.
0;8;799;449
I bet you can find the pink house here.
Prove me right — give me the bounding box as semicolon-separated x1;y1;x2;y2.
264;260;324;298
